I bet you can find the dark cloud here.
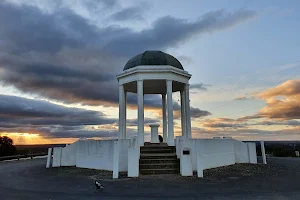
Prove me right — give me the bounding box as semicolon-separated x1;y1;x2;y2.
0;95;116;127
173;106;211;119
190;83;210;91
0;94;122;139
105;9;257;56
111;6;144;21
38;128;119;139
190;108;211;118
0;2;256;108
127;118;161;127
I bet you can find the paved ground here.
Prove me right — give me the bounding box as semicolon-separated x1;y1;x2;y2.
0;157;299;200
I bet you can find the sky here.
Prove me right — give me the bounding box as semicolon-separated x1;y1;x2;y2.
0;0;299;144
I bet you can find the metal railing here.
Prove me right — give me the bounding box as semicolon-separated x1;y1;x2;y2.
0;153;48;161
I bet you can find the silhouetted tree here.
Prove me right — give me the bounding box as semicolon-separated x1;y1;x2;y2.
0;136;16;156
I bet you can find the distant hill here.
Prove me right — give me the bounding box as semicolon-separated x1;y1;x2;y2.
15;144;67;154
244;141;300;157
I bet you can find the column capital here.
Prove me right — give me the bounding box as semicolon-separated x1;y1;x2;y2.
184;83;190;89
166;80;173;85
137;80;143;84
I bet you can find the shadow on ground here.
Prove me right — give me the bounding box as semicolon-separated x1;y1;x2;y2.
0;157;299;200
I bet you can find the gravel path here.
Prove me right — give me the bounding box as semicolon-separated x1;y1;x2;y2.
0;157;299;199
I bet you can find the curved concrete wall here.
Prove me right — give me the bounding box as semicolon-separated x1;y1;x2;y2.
53;138;257;174
176;138;257;172
54;139;129;171
196;139;235;170
75;140;115;170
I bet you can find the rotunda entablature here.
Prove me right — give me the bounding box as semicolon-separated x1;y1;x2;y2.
116;65;191;94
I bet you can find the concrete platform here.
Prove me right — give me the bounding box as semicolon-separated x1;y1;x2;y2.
0;157;300;199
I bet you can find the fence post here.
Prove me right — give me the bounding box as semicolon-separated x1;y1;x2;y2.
260;140;267;164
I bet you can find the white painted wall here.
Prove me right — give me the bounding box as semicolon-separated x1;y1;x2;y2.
52;147;63;167
196;139;235;170
176;138;258;173
234;140;250;163
53;137;257;176
180;147;193;176
61;142;77;166
128;136;140;177
46;148;52;168
52;139;130;171
118;139;130;172
247;142;258;164
76;140;115;170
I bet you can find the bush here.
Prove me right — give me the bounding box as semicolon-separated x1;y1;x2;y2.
0;136;17;156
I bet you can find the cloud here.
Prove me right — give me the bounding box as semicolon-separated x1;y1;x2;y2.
5;0;117;14
257;80;300;99
200;116;300;132
105;9;257;56
0;2;257;108
192;125;300;140
190;108;211;118
110;6;144;21
0;94;121;138
127;118;161;126
256;120;300;126
256;80;300;120
0;94;117;126
190;83;209;91
234;96;255;100
200;118;248;129
230;80;300;121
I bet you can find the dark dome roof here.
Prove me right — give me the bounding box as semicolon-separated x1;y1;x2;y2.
124;51;184;71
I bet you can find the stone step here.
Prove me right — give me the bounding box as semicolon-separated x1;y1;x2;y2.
144;142;168;146
140;153;177;160
140;149;174;154
140;168;179;175
139;159;179;164
139;163;180;170
141;146;175;150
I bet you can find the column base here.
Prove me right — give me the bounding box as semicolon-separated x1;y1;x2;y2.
167;139;175;146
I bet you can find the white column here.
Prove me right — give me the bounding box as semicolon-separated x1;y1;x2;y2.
123;92;127;139
260;140;267;164
185;84;192;139
180;90;187;138
162;94;167;143
128;136;139;177
118;85;124;139
46;148;52;168
137;80;144;146
113;141;119;179
167;80;174;146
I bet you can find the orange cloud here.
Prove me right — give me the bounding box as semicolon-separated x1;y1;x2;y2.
256;80;300;120
257;80;300;99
